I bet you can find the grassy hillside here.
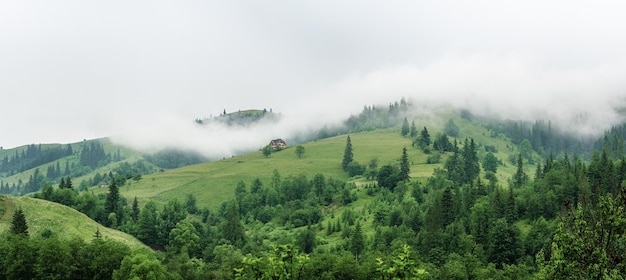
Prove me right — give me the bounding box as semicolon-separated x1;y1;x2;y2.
0;195;146;248
93;111;532;210
0;138;155;193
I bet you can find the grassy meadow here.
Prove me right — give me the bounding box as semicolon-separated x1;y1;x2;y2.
0;195;147;248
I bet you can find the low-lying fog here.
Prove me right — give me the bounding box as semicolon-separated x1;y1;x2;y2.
2;1;625;157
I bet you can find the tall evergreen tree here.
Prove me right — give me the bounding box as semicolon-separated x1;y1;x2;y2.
342;135;354;171
350;222;365;262
420;127;431;147
10;207;29;237
131;197;139;223
401;117;410;136
137;201;159;245
410;120;418;138
223;201;246;246
399;147;410;182
105;180;120;218
462;138;480;184
513;154;528;188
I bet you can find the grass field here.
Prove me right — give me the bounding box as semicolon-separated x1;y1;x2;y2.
91;111;533;212
0;195;147;248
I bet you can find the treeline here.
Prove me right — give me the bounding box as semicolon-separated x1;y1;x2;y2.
12;132;626;278
143;148;209;169
316;98;411;139
196;109;280;127
0;144;73;176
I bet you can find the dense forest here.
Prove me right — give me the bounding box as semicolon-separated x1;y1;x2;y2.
2;103;626;279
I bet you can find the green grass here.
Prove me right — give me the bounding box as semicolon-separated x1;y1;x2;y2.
92;110;533;212
95;128;436;210
0;195;147;248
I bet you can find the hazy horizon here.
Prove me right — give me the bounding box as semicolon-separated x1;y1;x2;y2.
2;1;626;154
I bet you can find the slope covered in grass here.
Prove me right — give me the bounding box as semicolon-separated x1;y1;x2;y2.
0;195;146;248
98;111;532;210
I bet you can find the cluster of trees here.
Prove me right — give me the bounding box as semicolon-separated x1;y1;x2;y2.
0;144;73;176
143;148;209;169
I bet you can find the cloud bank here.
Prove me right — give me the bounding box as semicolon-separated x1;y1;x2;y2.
2;1;626;153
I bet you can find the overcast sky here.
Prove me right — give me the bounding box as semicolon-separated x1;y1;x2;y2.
2;1;626;154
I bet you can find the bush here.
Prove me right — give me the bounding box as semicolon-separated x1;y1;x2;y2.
426;153;442;164
346;161;366;177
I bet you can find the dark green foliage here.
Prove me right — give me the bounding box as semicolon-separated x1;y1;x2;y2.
488;218;520;269
410;121;418;138
262;145;272;158
513;154;528;188
79;141;109;169
113;252;172;280
0;143;73;176
401;117;410;136
185;193;198;214
131;196;139;222
433;132;453;152
295;145;305;159
137;201;160;245
10;207;29;237
377;164;400;190
297;226;317;254
399;147;410;182
342;135;354;170
444;119;460;137
105;180;121;224
426;153;441;164
538;191;626;278
367;158;378;180
350;222;365;261
346;161;366;177
143;148;208;169
420;126;431;148
482;152;499;173
222;201;246;246
462;138;480;184
0;234;132;280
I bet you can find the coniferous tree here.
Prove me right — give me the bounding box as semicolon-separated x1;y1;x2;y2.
131;197;139;223
462;138;480;184
10;207;29;237
399;147;410;182
513;154;528;188
137;201;159;245
342;135;354;171
65;177;72;189
410;121;417;138
350;222;365;262
401;117;410;136
420;127;431;147
223;201;245;246
105;180;120;218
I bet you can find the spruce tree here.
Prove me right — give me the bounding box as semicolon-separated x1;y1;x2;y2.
420;127;431;147
132;197;139;223
10;207;29;237
410;121;417;138
399;147;410;182
223;201;245;246
105;180;120;217
513;154;528;188
401;117;410;136
342;135;354;171
350;222;365;262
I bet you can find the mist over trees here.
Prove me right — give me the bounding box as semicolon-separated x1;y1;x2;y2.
4;103;626;278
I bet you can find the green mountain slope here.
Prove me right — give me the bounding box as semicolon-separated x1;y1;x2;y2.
0;195;146;248
94;111;532;210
